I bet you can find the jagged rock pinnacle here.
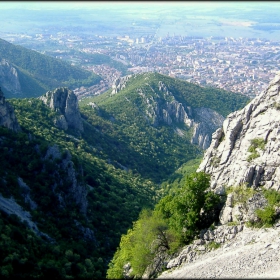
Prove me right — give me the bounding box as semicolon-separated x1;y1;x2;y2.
40;87;84;132
0;87;21;132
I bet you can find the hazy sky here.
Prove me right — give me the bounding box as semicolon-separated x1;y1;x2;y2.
0;1;276;10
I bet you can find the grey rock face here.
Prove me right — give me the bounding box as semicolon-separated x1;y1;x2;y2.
0;87;21;132
53;115;68;130
0;59;21;95
110;76;224;149
198;72;280;191
0;193;52;241
196;72;280;225
40;87;83;132
18;177;38;210
219;191;269;225
111;75;132;94
143;81;224;149
191;108;225;150
44;145;88;214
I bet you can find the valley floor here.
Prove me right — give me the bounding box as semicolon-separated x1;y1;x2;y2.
157;223;280;279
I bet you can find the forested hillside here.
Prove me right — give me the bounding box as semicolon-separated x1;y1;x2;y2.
0;72;249;278
0;38;101;98
80;72;249;182
0;94;158;278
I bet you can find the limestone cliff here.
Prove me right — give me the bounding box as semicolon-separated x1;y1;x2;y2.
191;107;225;150
152;73;280;279
198;71;280;193
0;87;21;132
111;77;225;150
40;87;84;132
44;145;88;214
0;59;22;95
111;75;132;94
194;71;280;227
141;80;225;149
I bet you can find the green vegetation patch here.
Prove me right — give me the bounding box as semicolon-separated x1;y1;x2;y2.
107;172;222;279
226;184;256;207
247;138;266;162
207;241;221;250
1;97;160;278
227;185;280;228
254;188;280;227
210;156;221;168
80;72;248;182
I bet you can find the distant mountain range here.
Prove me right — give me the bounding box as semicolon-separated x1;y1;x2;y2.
0;38;101;98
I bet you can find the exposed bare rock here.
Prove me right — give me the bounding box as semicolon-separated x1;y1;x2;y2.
74;220;98;243
44;145;88;214
40;87;83;132
158;224;280;279
191;108;225;150
0;87;21;132
198;71;280;191
53;114;68;130
0;193;52;241
140;81;224;149
0;59;21;95
153;73;280;279
148;223;245;278
111;75;132;94
17;177;38;210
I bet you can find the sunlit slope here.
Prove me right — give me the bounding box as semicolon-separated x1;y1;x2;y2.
0;38;101;98
80;72;249;182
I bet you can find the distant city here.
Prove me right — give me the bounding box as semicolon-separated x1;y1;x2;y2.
1;2;280;100
6;32;278;99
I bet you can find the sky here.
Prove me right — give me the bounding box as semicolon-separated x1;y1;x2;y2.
0;1;275;10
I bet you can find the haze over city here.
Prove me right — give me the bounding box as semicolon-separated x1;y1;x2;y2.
1;1;280;98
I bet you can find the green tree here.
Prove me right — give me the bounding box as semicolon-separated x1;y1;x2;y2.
156;172;220;243
107;172;221;279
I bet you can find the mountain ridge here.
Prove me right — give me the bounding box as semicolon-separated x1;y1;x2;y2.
80;72;248;182
0;38;101;98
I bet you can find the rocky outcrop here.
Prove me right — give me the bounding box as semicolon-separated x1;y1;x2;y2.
0;193;53;241
191;108;225;150
198;71;280;191
140;81;224;149
143;223;245;279
109;77;225;149
40;87;83;132
0;59;21;95
158;223;280;279
44;145;88;214
18;177;38;210
219;191;269;225
164;224;245;271
0;87;21;132
145;74;280;279
111;75;132;94
194;71;280;231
